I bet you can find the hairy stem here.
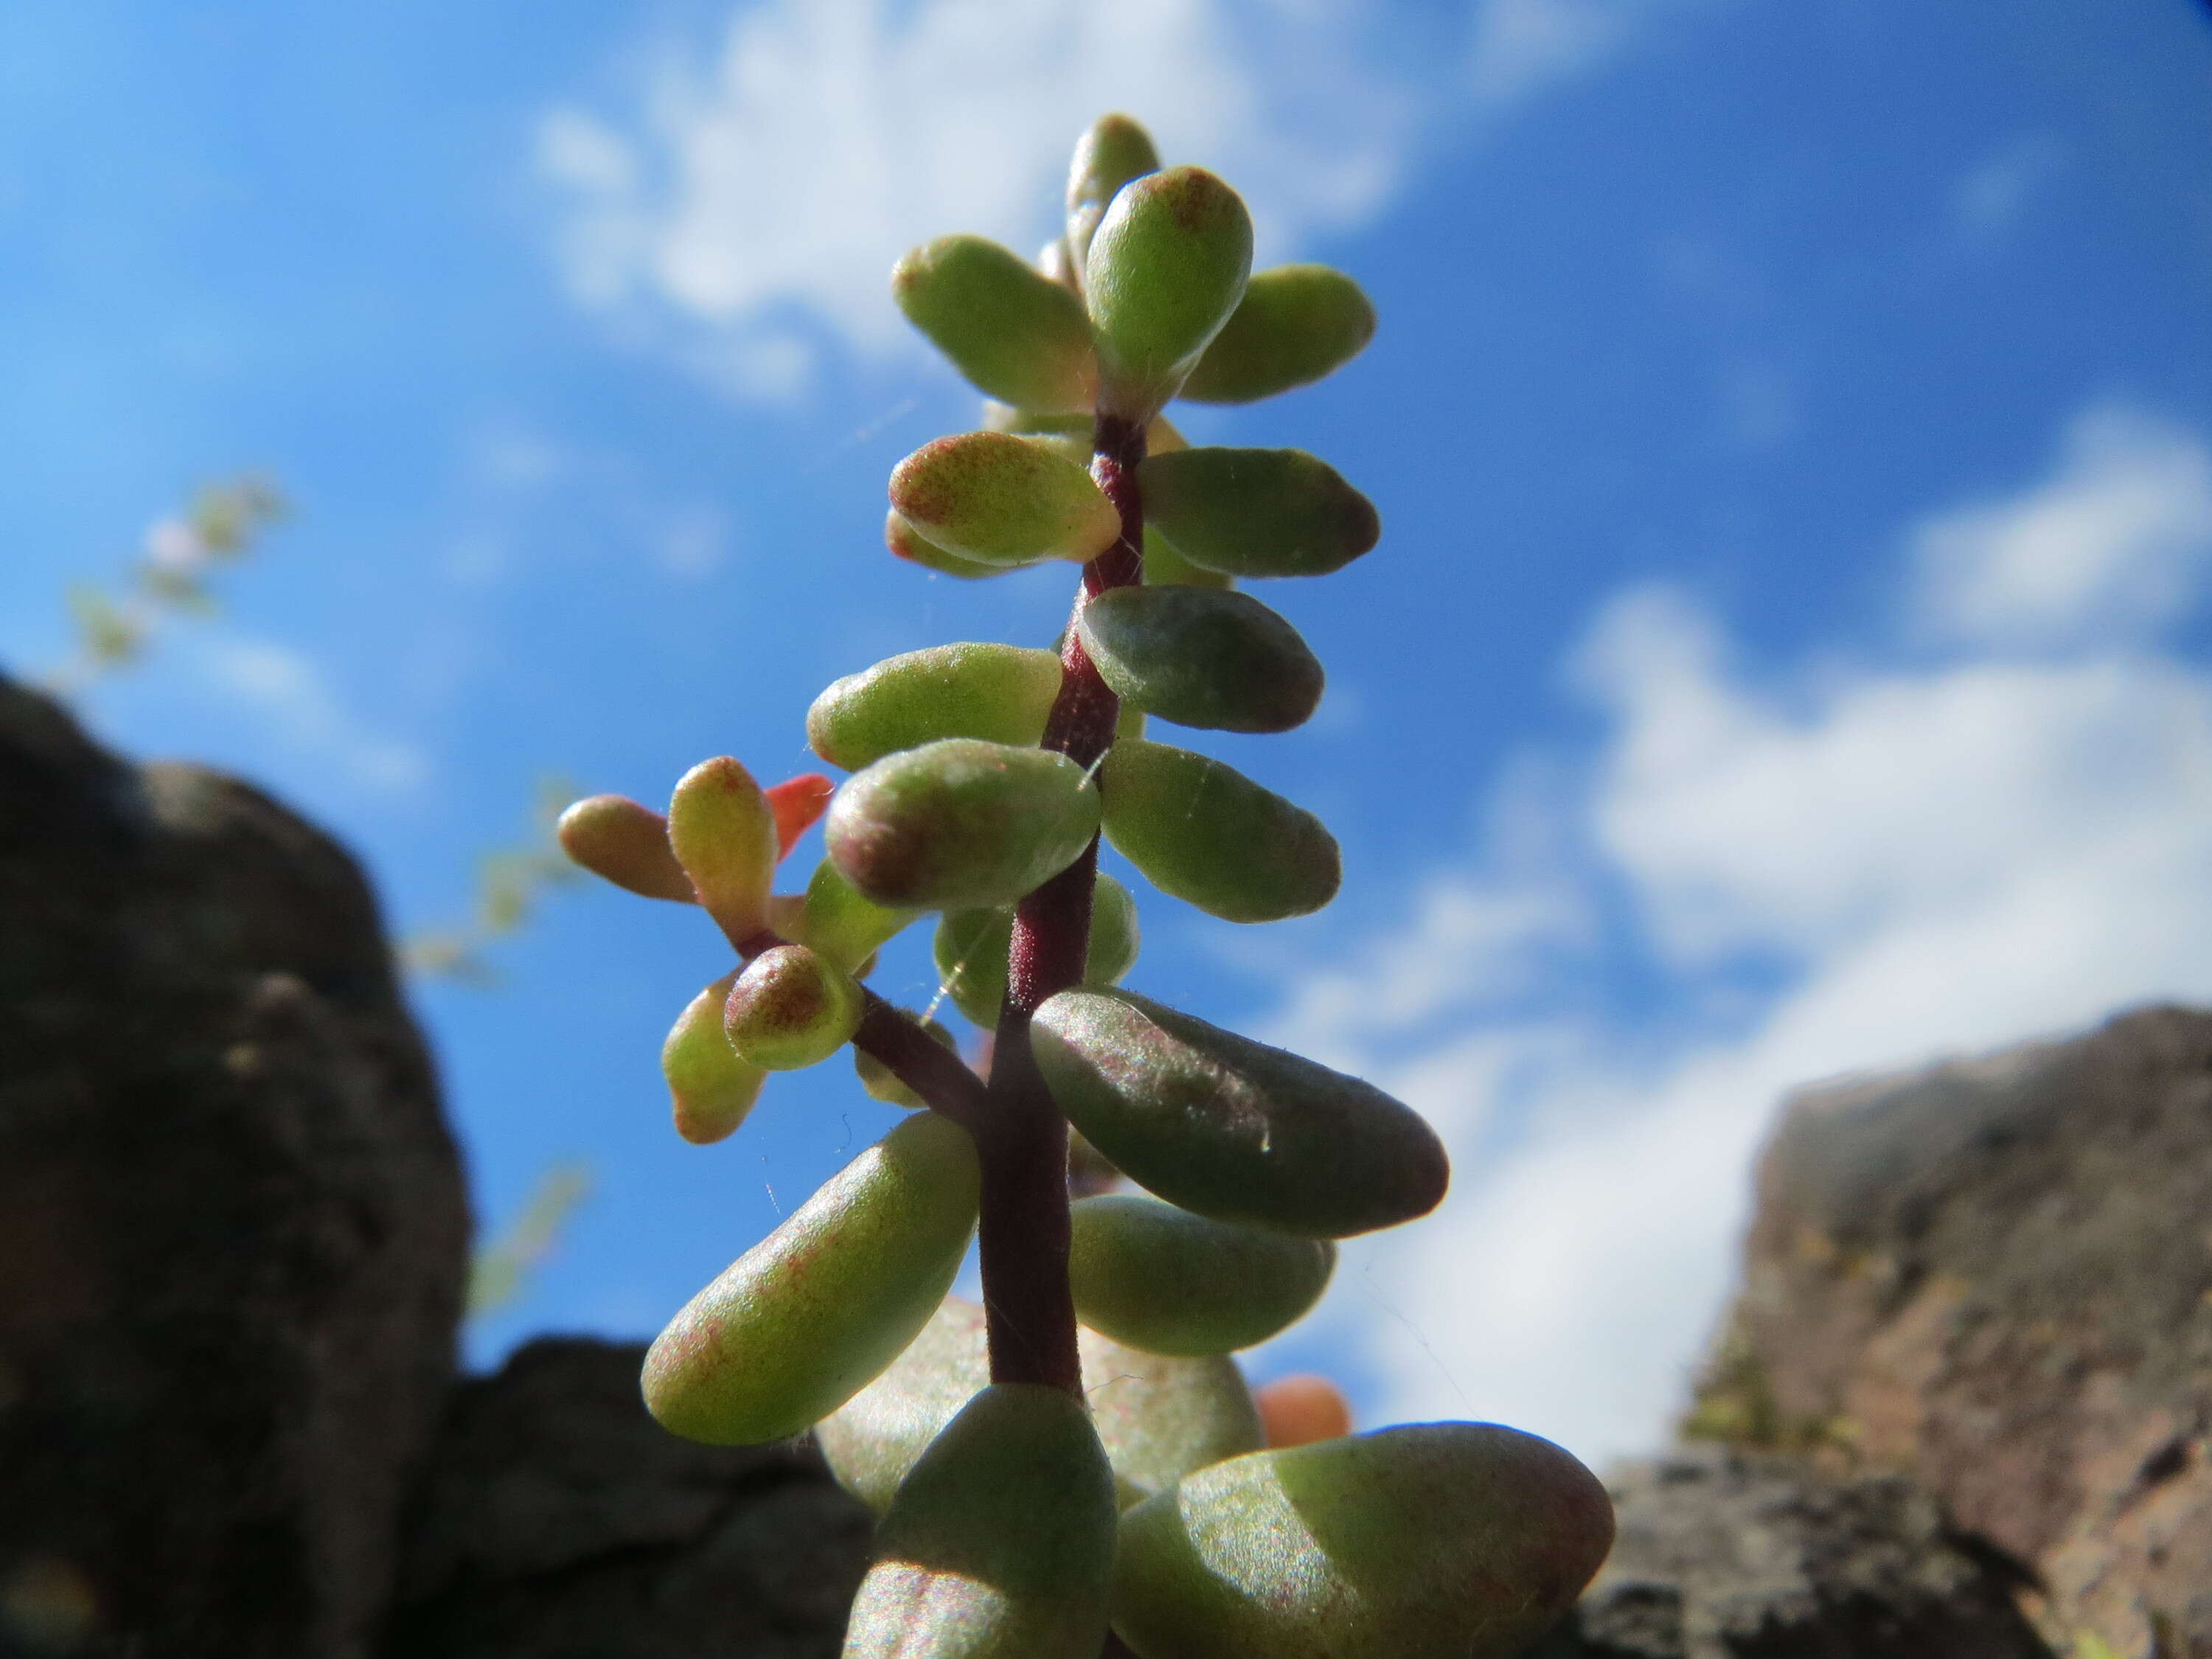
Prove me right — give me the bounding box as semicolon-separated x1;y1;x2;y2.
977;411;1149;1394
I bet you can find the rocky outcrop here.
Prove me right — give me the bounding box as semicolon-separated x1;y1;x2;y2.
1528;1447;2051;1658
1688;1005;2212;1656
0;676;470;1659
380;1338;871;1659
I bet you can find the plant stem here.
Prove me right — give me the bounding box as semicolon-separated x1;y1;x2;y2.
976;411;1149;1394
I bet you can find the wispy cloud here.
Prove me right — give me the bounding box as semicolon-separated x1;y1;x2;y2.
1265;405;2212;1463
187;633;430;793
540;0;1696;395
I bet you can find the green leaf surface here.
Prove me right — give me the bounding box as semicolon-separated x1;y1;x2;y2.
891;431;1119;568
667;757;780;940
827;738;1101;911
1178;265;1377;405
844;1384;1117;1659
1099;739;1338;922
887;510;1006;580
1085;167;1253;418
854;1014;958;1108
1141;524;1233;592
1111;1425;1614;1659
1031;987;1448;1238
555;793;696;902
1068;1194;1335;1356
808;643;1063;771
1078;585;1323;734
1141;448;1379;579
1065;113;1161;274
722;944;865;1071
792;858;920;975
642;1113;981;1445
816;1295;1265;1516
894;234;1098;413
661;970;765;1144
932;872;1139;1027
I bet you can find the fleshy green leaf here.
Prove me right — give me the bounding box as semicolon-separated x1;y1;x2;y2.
844;1385;1117;1659
1077;586;1323;734
723;943;865;1071
827;739;1101;911
1031;987;1448;1238
1140;448;1379;579
1065;114;1161;275
1068;1194;1335;1356
1100;739;1338;922
1085;167;1253;418
1177;265;1377;405
556;794;696;902
855;1014;958;1108
1110;1425;1614;1659
1141;525;1233;592
932;872;1139;1027
887;509;1006;580
790;857;921;975
891;432;1119;568
641;1113;980;1444
668;757;780;940
815;1295;1265;1516
893;234;1098;414
662;971;765;1144
808;644;1063;771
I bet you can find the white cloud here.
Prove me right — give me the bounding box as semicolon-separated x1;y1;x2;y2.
1911;404;2212;649
190;635;429;792
1267;405;2212;1465
541;0;1694;394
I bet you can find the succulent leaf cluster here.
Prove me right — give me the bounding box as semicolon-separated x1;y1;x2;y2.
558;114;1613;1659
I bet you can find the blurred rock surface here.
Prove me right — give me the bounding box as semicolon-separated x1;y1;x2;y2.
0;674;470;1659
380;1338;869;1659
1527;1446;2051;1658
1688;1004;2212;1656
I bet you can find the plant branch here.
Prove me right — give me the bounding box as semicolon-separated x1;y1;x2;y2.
973;411;1149;1396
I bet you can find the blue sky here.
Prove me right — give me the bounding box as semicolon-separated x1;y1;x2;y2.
4;0;2209;1463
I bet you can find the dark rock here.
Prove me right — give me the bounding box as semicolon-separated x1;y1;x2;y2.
381;1338;871;1658
1688;1005;2212;1656
1528;1446;2053;1658
0;675;470;1659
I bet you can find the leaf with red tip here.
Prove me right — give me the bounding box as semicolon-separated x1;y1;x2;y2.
766;773;835;859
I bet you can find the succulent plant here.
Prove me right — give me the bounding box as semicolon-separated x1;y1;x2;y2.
560;114;1613;1658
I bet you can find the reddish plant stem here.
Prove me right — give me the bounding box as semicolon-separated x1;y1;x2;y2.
977;411;1149;1394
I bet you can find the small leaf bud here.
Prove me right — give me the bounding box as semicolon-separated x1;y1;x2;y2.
667;757;780;941
1065;113;1161;273
931;872;1139;1028
722;943;865;1071
555;794;695;902
1254;1374;1353;1448
765;773;835;859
